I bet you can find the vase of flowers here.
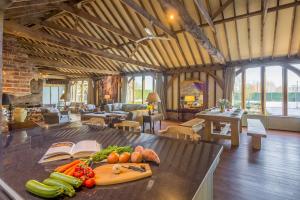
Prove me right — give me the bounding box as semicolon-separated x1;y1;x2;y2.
147;104;154;115
217;99;230;113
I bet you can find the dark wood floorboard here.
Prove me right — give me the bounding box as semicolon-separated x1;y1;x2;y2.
158;121;300;200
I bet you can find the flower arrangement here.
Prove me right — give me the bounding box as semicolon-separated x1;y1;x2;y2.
147;104;154;115
217;99;230;112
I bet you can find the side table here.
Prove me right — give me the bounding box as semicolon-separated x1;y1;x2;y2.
143;113;164;134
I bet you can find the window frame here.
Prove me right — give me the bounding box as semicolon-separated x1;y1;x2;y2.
235;64;300;117
127;74;155;104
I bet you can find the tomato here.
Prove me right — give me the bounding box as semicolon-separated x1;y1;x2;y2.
74;166;81;172
73;171;84;178
84;178;96;188
86;170;95;178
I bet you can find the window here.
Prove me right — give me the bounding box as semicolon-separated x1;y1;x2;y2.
126;75;155;104
232;64;300;117
43;85;65;106
143;76;154;103
232;73;242;108
134;76;143;104
245;68;261;114
288;70;300;116
70;80;88;103
265;66;283;115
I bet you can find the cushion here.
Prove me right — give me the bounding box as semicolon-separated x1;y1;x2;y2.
113;103;123;111
122;104;147;112
86;104;96;111
104;104;113;112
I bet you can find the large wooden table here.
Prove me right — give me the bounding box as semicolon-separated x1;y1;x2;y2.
196;109;244;146
0;124;222;200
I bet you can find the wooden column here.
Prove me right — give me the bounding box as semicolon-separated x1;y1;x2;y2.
283;67;288;116
0;11;3;106
241;70;246;109
261;66;266;114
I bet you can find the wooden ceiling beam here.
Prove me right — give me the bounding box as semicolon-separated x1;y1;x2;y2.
261;0;269;59
38;69;88;77
41;21;123;50
212;0;234;20
160;0;226;64
120;0;176;38
7;0;68;9
60;4;140;42
4;21;161;70
194;0;216;33
0;0;14;10
19;41;82;57
165;64;225;74
228;56;300;68
30;56;119;75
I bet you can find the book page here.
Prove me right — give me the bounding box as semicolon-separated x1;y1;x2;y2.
71;140;100;157
44;142;75;158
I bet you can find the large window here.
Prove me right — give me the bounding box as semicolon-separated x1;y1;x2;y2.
70;80;88;103
43;85;65;106
232;73;242;108
245;68;261;114
127;75;155;104
266;66;283;115
233;65;300;117
134;76;143;104
288;70;300;116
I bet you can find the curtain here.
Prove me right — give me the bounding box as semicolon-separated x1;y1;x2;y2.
156;73;167;119
121;76;128;103
224;67;236;103
87;79;95;104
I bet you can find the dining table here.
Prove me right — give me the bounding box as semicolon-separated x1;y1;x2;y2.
196;108;244;146
0;123;223;200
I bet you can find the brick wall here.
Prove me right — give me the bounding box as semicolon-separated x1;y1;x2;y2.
2;34;39;96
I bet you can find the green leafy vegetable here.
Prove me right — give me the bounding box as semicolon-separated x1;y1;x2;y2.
91;145;133;162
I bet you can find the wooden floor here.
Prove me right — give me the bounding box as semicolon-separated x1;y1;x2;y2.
158;120;300;200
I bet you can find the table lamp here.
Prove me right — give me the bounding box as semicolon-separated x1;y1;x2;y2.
184;96;195;107
104;94;111;104
146;92;161;114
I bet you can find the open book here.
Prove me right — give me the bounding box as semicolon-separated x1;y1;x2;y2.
39;140;101;163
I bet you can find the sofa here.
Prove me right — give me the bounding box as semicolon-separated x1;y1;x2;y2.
103;103;148;123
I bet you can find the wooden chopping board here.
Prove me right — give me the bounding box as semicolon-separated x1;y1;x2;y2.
94;163;152;186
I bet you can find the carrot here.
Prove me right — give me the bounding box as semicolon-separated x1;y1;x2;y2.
55;160;81;173
66;165;76;176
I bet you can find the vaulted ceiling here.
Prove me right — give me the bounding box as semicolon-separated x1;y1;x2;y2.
3;0;300;77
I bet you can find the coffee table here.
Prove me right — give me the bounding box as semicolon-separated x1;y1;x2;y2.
81;112;127;127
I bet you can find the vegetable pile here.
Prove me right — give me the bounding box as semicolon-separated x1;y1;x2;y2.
91;145;133;162
25;159;96;199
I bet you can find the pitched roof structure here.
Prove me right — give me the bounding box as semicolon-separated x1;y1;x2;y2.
3;0;300;77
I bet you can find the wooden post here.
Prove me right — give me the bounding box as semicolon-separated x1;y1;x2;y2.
261;66;266;114
0;11;3;106
283;67;288;116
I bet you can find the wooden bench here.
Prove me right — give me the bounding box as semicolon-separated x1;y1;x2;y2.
247;119;267;150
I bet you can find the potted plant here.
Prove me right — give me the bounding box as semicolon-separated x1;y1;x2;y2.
217;99;230;113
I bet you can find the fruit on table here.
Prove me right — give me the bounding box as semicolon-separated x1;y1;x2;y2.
119;152;131;163
107;152;119;164
142;149;160;164
131;152;143;163
84;178;96;188
25;180;63;199
50;172;82;188
134;146;144;153
43;178;75;197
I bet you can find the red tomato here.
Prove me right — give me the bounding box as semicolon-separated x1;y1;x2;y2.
74;166;81;172
86;170;95;178
73;171;84;178
84;178;95;188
